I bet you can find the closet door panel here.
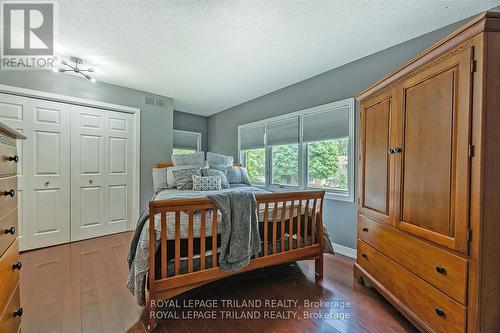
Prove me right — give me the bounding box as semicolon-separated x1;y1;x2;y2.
28;99;70;249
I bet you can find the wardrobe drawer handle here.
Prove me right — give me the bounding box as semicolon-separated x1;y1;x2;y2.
13;307;23;318
435;307;445;317
4;226;15;235
361;252;367;258
8;155;19;163
12;261;22;271
362;227;368;232
3;189;15;197
435;266;446;274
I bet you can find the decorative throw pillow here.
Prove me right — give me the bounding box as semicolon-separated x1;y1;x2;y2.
211;165;252;185
167;162;208;188
152;167;168;193
202;168;230;189
207;152;233;167
171;151;205;166
239;166;252;185
172;168;202;190
192;175;222;191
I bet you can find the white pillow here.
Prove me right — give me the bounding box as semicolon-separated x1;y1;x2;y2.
152;167;168;193
207;152;233;167
192;175;222;191
166;161;208;187
171;151;205;166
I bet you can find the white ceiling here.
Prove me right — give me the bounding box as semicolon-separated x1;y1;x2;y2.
53;0;499;116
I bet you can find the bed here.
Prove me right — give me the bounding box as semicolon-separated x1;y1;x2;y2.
128;162;330;331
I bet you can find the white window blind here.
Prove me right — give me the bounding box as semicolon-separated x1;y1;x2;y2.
173;131;199;150
267;117;299;146
302;106;349;143
240;125;265;150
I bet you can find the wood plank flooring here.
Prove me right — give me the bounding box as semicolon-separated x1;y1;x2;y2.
19;231;418;333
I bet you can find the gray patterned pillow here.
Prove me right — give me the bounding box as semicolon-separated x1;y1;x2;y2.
171;151;205;166
172;168;202;190
192;175;222;191
167;162;208;188
211;165;251;185
207;152;233;166
202;168;230;189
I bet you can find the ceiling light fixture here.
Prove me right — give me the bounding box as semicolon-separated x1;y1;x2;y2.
52;56;96;82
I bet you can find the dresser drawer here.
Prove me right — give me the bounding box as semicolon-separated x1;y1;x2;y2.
0;143;17;177
358;214;467;304
0;208;17;257
0;283;21;333
0;239;20;312
0;177;16;219
358;241;465;333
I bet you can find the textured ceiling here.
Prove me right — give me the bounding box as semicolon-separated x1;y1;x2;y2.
51;0;500;115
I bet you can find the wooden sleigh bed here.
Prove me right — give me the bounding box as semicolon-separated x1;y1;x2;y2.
145;162;326;331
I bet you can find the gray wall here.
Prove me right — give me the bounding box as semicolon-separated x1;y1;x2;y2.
208;20;467;249
0;70;174;211
173;110;208;152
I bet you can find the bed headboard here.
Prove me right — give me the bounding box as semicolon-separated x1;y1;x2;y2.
154;162;241;168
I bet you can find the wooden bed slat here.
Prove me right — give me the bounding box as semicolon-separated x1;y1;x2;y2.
272;202;278;254
188;210;194;273
175;212;181;275
161;212;167;278
212;208;218;268
263;203;269;256
280;201;286;253
311;199;317;245
289;200;295;251
200;210;206;270
297;200;302;248
304;199;309;246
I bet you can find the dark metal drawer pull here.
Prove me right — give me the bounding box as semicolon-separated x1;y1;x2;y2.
435;307;445;317
4;226;15;235
361;252;367;258
3;189;15;197
13;307;23;318
435;266;446;274
362;227;368;232
12;261;22;271
8;155;19;163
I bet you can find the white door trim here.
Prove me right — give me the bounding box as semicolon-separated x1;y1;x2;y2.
0;84;141;230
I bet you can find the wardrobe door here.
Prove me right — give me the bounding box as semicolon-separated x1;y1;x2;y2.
359;89;397;225
27;99;71;249
394;47;472;253
71;106;133;241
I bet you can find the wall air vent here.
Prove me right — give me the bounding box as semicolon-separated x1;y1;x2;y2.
156;98;166;108
144;96;156;106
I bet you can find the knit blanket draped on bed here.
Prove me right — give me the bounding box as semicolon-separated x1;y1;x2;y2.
208;191;261;272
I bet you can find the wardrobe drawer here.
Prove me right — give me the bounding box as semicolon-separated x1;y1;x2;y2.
358;214;467;304
0;239;20;312
358;241;465;333
0;177;16;219
0;143;17;177
0;208;17;257
0;283;21;333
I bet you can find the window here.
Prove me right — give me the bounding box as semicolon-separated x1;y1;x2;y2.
173;130;201;154
238;98;354;202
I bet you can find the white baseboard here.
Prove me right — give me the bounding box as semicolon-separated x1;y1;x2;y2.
333;243;357;259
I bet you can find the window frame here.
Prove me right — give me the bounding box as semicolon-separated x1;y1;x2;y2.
172;129;201;152
238;98;355;202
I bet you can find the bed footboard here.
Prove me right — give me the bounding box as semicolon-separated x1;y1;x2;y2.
145;190;325;331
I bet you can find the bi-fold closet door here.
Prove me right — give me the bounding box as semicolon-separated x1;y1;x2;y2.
0;93;134;250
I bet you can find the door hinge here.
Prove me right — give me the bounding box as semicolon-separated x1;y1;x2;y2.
468;144;475;157
467;229;472;241
470;59;477;73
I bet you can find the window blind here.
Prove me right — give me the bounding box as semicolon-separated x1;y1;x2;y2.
173;131;199;150
240;125;265;150
302;107;349;143
267;117;299;146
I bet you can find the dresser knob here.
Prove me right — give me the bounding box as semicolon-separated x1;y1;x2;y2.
435;307;445;317
13;307;23;318
435;266;446;274
3;189;15;197
4;226;15;235
12;261;22;271
362;227;368;232
361;252;367;258
8;155;19;163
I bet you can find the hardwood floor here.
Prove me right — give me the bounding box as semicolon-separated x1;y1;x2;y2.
19;231;417;333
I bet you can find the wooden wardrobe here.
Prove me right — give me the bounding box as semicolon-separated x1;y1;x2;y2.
354;12;500;333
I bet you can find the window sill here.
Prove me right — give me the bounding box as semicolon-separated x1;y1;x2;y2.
251;184;354;203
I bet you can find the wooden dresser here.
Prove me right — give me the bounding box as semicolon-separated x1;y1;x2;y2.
354;12;500;333
0;121;26;332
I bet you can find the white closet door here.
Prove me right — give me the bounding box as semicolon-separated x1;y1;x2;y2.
27;99;71;249
71;105;133;241
0;93;28;250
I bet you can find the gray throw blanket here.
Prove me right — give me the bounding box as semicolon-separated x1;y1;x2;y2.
208;192;261;272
